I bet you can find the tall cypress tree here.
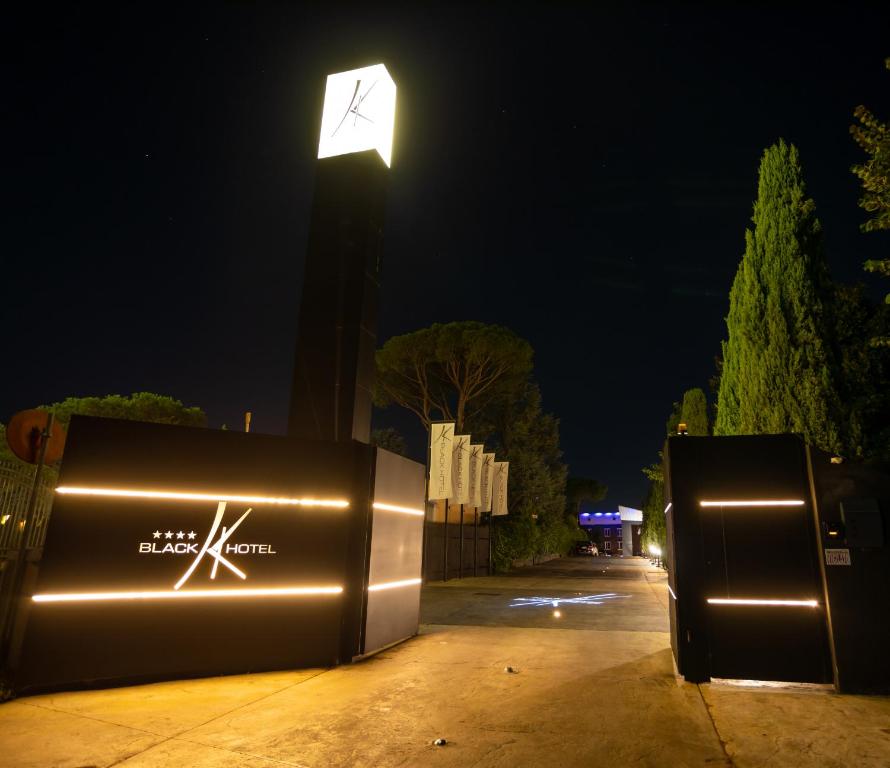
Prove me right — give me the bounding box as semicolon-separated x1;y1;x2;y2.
680;388;709;436
715;140;842;453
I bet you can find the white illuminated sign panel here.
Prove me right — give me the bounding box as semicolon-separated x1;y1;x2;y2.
318;63;397;167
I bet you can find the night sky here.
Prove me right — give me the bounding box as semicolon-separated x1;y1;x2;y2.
5;3;888;509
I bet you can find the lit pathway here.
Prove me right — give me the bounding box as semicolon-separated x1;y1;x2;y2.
1;557;888;767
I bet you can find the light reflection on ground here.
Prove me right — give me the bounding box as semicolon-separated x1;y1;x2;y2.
509;593;631;608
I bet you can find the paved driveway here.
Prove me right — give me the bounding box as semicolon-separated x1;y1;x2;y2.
1;556;888;767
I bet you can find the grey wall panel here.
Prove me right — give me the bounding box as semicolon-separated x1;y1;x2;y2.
363;448;425;654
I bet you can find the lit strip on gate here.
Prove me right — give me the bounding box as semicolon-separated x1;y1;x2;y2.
699;500;805;508
33;586;344;603
55;487;349;508
367;578;422;592
372;502;425;517
706;598;818;608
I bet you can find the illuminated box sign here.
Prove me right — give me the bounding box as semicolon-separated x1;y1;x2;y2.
17;417;424;692
318;63;397;167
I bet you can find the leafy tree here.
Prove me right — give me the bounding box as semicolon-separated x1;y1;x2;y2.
830;284;890;462
640;460;666;553
375;322;533;432
715;140;843;454
468;381;572;569
565;476;608;516
666;389;709;436
665;400;683;436
38;392;207;428
680;388;709;436
850;57;890;345
370;427;409;457
850;58;890;241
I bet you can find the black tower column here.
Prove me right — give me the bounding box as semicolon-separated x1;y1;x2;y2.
288;150;388;443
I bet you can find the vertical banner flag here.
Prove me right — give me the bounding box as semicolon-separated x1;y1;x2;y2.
469;445;483;509
481;453;495;512
492;462;510;516
428;423;455;500
452;435;470;505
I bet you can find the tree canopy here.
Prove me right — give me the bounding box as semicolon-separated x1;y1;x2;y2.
680;388;709;436
375;321;533;432
715;140;843;454
850;58;890;243
39;392;207;428
565;476;608;516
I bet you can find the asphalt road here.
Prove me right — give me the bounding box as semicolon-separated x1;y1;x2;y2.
421;555;669;632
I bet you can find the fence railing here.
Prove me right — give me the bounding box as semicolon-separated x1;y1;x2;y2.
0;460;55;668
0;460;55;552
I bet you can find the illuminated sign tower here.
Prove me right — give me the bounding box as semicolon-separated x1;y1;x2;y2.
288;64;397;443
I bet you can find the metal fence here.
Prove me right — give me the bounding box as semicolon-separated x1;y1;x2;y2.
0;460;55;551
0;460;55;662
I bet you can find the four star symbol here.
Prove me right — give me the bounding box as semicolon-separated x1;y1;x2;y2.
152;530;198;540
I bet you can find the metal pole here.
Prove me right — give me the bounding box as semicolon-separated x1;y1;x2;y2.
443;498;449;582
804;443;840;691
489;514;493;576
458;503;464;579
1;413;53;662
473;509;478;577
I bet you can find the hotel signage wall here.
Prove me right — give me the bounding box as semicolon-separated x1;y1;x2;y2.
15;416;424;692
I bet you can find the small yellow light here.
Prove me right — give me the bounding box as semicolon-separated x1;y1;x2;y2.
553;610;562;618
32;586;344;603
56;487;349;508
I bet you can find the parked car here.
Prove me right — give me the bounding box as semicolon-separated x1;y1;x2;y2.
574;541;592;556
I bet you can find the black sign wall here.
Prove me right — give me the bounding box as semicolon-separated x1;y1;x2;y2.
15;416;424;692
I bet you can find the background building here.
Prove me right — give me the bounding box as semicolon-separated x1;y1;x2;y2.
578;505;643;556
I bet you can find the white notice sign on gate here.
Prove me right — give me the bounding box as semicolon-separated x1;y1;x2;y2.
824;548;851;566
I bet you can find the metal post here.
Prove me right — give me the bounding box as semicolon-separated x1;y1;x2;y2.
805;443;840;691
443;498;449;582
489;514;493;576
458;503;464;579
473;509;478;577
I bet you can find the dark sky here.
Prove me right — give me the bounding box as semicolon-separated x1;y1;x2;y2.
5;2;888;509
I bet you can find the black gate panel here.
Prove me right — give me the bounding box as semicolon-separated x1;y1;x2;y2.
666;434;832;684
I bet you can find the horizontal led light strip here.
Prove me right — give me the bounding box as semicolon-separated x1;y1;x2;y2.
699;500;805;508
367;578;422;592
372;502;425;517
33;586;344;603
707;598;818;607
56;487;349;508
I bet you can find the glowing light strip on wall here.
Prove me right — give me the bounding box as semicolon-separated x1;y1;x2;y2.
367;578;422;592
664;502;672;515
56;487;349;508
372;502;425;517
33;586;344;603
699;500;805;508
668;585;678;601
706;598;818;607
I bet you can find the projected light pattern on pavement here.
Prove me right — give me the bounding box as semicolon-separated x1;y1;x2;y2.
509;593;630;608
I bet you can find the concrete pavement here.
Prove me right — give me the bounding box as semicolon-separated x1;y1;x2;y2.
1;556;888;767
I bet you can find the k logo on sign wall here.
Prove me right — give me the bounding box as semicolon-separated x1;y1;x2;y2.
137;501;278;589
